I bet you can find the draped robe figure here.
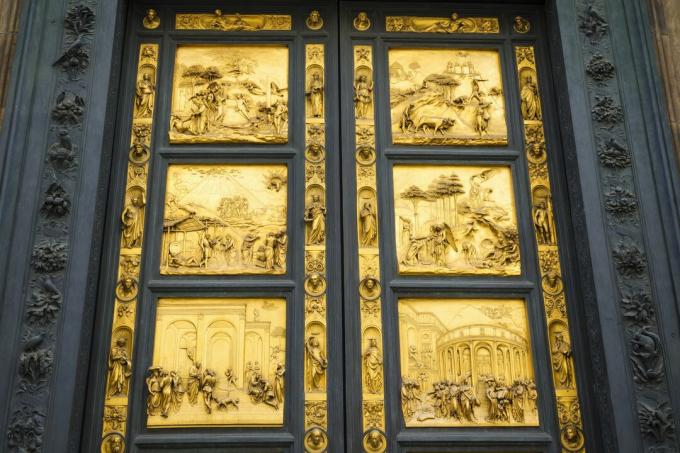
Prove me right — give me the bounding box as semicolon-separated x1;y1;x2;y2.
307;73;324;118
360;202;378;246
551;332;574;388
108;338;132;396
121;195;145;248
520;75;541;120
135;73;155;117
363;338;383;393
305;335;328;390
187;362;202;405
305;195;326;244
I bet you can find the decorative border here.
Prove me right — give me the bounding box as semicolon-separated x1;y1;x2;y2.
385;14;499;33
353;44;387;453
303;43;330;452
575;1;677;451
175;12;291;31
98;43;159;453
516;46;587;453
5;3;97;452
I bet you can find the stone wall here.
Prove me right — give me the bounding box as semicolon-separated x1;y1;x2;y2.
650;0;680;158
0;0;22;126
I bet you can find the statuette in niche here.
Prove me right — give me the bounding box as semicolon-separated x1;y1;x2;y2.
305;335;328;391
389;49;507;145
520;72;542;120
305;193;327;245
359;201;378;247
134;72;156;118
394;165;520;276
121;188;146;248
143;9;160;29
169;45;289;144
108;337;132;397
148;298;286;426
550;327;574;389
354;74;374;119
363;338;383;393
399;299;538;426
306;71;324;118
161;164;287;275
354;12;371;31
306;10;324;30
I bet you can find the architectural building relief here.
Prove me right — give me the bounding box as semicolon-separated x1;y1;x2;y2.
394;165;520;275
399;299;538;427
389;49;507;145
147;298;286;427
169;45;289;144
161;164;288;275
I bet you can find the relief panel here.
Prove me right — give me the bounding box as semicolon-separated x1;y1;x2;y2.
399;298;538;427
389;48;507;145
394;164;520;276
161;164;288;275
147;298;286;427
169;45;289;144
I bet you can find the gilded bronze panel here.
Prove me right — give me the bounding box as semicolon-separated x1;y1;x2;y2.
147;298;286;427
175;12;292;31
393;164;520;276
389;48;508;146
161;164;288;275
399;298;539;427
169;45;289;144
385;14;499;33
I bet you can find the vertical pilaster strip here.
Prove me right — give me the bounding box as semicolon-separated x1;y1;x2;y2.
303;43;330;452
515;46;587;453
100;43;158;453
353;44;387;453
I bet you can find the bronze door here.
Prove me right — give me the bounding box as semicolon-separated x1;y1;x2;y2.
93;2;588;453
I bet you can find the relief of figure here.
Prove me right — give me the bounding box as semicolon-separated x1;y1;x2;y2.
475;101;491;136
121;194;145;248
484;376;511;422
146;366;162;415
199;233;216;268
305;335;328;390
363;338;383;393
520;75;542;120
187;361;202;405
354;74;373;119
533;200;554;245
305;194;327;245
307;72;324;117
247;372;279;409
275;230;287;269
241;233;259;265
551;332;574;388
159;369;184;417
360;202;378;247
107;337;132;397
424;13;473;33
134;73;155;117
401;377;422;420
273;363;285;403
201;368;217;414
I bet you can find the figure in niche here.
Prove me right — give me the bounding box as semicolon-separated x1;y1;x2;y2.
121;194;145;248
107;337;132;397
159;369;184;417
248;372;279;409
201;368;217;414
360;201;378;246
275;230;288;269
533;200;554;245
520;75;541;120
363;338;383;393
307;72;324;117
274;363;285;403
146;366;162;415
305;335;328;390
354;74;373;118
187;361;202;405
551;331;574;388
135;73;155;117
305;194;327;245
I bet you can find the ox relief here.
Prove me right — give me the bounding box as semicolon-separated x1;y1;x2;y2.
393;164;520;276
389;48;508;145
169;45;289;144
399;298;539;427
161;164;288;275
147;298;286;427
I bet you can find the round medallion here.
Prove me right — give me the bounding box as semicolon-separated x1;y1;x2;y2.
353;12;371;31
362;429;387;453
513;16;531;34
359;276;381;301
541;271;564;295
304;427;328;452
305;272;327;297
356;144;376;165
306;10;324;30
129;143;150;164
101;431;126;453
560;424;585;451
306;143;326;163
115;276;139;302
143;9;160;30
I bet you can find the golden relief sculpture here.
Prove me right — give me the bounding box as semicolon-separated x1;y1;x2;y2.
303;43;330;449
389;49;508;145
168;45;289;144
353;45;387;452
516;46;586;451
306;10;323;31
175;11;291;31
160;164;288;275
143;9;160;29
393;165;520;276
385;13;500;33
354;12;371;31
100;43;159;451
147;298;286;427
399;299;539;427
